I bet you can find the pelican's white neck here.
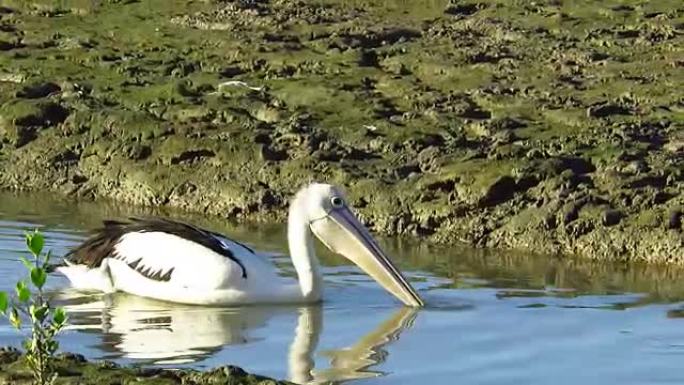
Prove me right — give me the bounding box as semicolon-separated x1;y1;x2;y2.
288;195;322;302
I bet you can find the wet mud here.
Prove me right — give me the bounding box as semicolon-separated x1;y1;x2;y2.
0;0;682;262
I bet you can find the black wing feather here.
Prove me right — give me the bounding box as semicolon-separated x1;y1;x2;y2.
65;217;249;278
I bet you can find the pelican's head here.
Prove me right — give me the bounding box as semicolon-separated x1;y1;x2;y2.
294;183;424;307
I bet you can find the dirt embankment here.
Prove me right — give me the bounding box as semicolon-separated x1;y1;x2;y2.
0;0;682;262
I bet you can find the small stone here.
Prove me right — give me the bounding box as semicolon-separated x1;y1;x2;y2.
16;82;61;99
664;139;684;154
253;106;281;123
358;49;379;67
460;106;491;120
125;143;152;160
381;60;411;75
602;210;623;226
525;148;545;159
562;203;580;224
622;160;649;175
445;3;482;16
479;175;516;207
492;129;516;144
97;360;119;369
490;117;526;130
172;106;212;122
0;40;20;51
259;144;287;161
587;103;631;118
219;66;245;78
56;352;87;363
0;347;20;364
668;210;682;230
222;365;247;377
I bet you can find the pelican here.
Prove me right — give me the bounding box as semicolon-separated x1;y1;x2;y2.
58;183;423;307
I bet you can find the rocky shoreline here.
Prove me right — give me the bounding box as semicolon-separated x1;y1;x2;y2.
0;0;682;262
0;347;291;385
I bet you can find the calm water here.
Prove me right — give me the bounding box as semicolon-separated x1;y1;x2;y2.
2;192;684;384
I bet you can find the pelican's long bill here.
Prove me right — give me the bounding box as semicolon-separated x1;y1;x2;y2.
310;206;424;307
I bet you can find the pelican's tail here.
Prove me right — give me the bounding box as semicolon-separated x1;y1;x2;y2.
56;259;115;293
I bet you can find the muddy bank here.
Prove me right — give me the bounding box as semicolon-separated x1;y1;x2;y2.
0;0;681;262
0;347;290;385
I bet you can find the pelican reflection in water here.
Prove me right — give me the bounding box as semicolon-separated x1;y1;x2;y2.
62;292;418;383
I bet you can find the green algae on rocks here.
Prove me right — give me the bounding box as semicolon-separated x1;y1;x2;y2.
0;347;292;385
0;0;681;263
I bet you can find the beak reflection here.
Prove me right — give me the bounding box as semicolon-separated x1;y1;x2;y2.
308;307;418;384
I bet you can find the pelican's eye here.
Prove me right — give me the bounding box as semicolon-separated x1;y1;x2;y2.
330;196;344;208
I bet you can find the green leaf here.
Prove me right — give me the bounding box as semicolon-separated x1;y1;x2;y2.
26;231;44;257
43;250;52;267
9;308;21;329
48;340;59;354
19;255;34;270
53;307;67;326
30;267;47;289
30;305;48;322
18;287;30;302
0;291;7;315
16;281;30;303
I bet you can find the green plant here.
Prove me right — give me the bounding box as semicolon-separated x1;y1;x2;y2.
0;230;68;385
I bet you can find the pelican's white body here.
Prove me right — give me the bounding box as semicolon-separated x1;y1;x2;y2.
58;231;306;305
